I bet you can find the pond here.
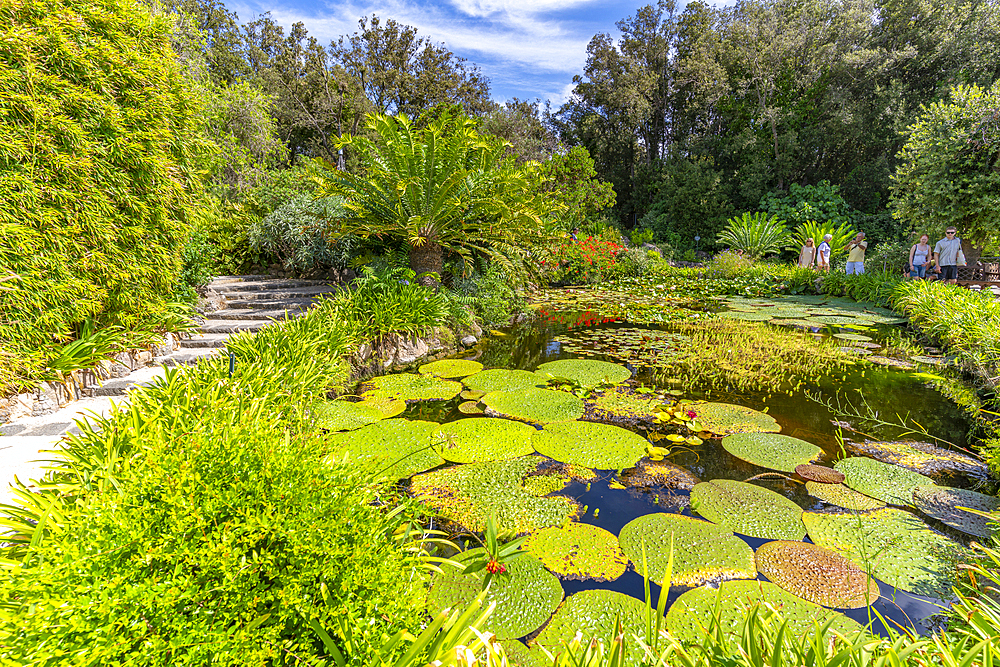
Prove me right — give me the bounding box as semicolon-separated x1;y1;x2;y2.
320;290;997;663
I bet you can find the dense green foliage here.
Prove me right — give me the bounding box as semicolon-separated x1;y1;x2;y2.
536;146;616;231
716;213;790;258
0;0;204;392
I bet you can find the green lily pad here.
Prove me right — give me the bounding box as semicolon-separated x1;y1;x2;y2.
833;333;873;342
803;508;965;598
912;485;1000;538
805;482;886;511
619;460;700;490
691;480;806;540
434;417;537;463
522;461;597;498
532;591;649;667
499;640;550;667
536;359;633;387
463;369;544;393
458;401;484;414
461;389;487;400
312;399;385;431
524;523;628;581
419;358;484;378
719;311;772;321
326;419;444;481
846;440;989;480
834;457;935;507
795;465;845;483
483;387;585;424
619;513;755;587
685;402;781;436
532;421;648;470
360;373;462;402
665;580;864;645
410;456;580;533
755;540;881;609
428;548;563;640
583;385;667;427
721;433;821;473
357;395;406;418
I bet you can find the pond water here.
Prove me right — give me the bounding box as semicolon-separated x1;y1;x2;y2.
337;293;993;653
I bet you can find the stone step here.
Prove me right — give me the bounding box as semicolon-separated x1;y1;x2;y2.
85;366;168;397
214;286;339;301
211;308;309;321
180;333;229;349
155;348;223;367
221;297;321;310
197;319;274;334
210;274;272;284
210;279;330;293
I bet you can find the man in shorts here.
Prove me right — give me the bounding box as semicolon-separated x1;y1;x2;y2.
933;227;962;284
845;232;867;275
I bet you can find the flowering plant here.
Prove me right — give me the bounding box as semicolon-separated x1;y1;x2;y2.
546;236;625;284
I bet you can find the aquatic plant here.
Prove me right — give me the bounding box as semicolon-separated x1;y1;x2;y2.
462;368;543;393
583;385;670;428
360;372;463;402
326;418;445;481
619;459;700;490
532;590;649;667
682;401;780;435
418;358;484;378
911;485;999;538
834;457;935;507
531;421;648;469
846;439;989;480
754;540;881;609
433;417;536;463
721;433;822;473
536;358;632;388
312;399;386;431
691;480;806;540
481;387;585;424
805;482;886;511
794;464;844;483
523;523;629;581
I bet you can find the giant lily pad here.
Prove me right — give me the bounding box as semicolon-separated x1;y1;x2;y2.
536;359;632;387
665;580;864;645
357;395;406;418
360;373;462;402
532;421;648;470
434;418;537;463
482;387;584;424
803;508;965;598
419;358;484;378
685;402;781;436
912;485;1000;538
463;369;543;393
755;540;881;609
618;513;755;586
846;440;989;480
326;419;444;480
619;460;700;490
428;548;562;640
410;456;580;533
458;401;484;415
691;480;806;540
834;457;935;507
795;464;845;483
499;640;550;667
523;523;628;581
312;399;385;431
721;433;821;473
532;591;649;667
583;386;667;428
806;482;886;511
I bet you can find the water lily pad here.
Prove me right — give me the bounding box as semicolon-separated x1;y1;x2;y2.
463;369;544;393
410;456;580;533
312;399;385;431
619;513;755;586
803;508;965;598
912;485;1000;538
665;580;863;645
795;465;845;483
428;548;563;640
536;359;633;387
419;358;484;378
461;389;486;400
846;440;989;480
458;401;484;414
482;387;585;425
685;402;781;436
532;591;649;667
806;482;886;511
360;373;462;402
719;311;772;321
499;640;550;667
524;523;628;581
755;540;881;609
532;421;648;470
867;355;915;369
357;395;406;418
691;480;806;540
619;460;700;490
583;385;667;428
326;418;444;481
834;457;935;507
434;418;537;463
833;333;873;342
721;433;821;473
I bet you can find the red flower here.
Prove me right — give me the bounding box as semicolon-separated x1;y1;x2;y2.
486;559;506;574
686;410;698;419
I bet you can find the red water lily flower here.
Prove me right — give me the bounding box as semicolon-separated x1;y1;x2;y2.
686;410;698;420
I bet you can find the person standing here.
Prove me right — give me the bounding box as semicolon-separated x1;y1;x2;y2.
845;232;867;275
933;227;963;284
908;234;932;279
816;234;832;272
798;237;817;268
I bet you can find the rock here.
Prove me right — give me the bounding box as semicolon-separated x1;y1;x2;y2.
394;335;430;365
469;321;484;337
133;350;152;366
461;335;478;348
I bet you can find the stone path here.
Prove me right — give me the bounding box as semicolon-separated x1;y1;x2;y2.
0;276;338;504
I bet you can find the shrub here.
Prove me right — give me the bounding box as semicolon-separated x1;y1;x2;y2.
175;227;221;302
865;239;912;275
716;213;790;258
0;0;203;394
247;194;355;273
637;156;734;251
453;263;527;326
548;236;625;284
787;219;857;257
327;266;452;338
760;180;854;227
704;250;753;279
612;247;659;277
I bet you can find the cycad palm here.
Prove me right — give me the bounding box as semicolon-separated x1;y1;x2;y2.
317;111;549;284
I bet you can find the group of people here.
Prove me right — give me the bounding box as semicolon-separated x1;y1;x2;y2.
797;227;964;284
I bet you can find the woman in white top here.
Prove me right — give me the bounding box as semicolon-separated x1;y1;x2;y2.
908;234;932;279
798;237;817;268
816;234;832;272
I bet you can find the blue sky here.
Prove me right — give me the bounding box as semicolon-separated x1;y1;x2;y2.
226;0;709;106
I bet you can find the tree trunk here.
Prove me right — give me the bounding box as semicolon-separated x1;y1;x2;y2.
409;240;443;288
961;237;983;267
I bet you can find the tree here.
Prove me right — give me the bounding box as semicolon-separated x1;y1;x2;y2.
891;82;1000;260
316;112;550;285
536;146;616;230
480;99;559;163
